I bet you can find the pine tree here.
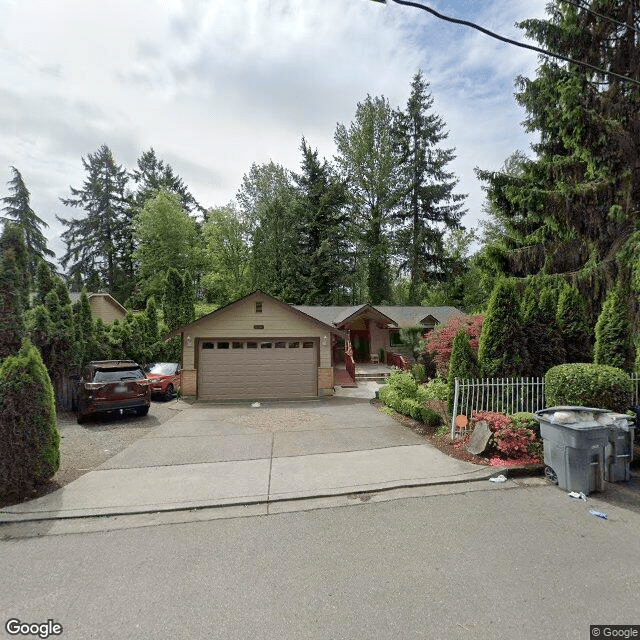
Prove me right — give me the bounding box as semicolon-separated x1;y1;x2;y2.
393;71;467;303
476;1;640;323
1;167;55;276
594;285;635;371
131;148;204;216
0;222;29;315
290;139;349;304
478;278;527;377
57;145;133;300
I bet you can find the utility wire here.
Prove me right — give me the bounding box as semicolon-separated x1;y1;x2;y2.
378;0;640;87
557;0;639;35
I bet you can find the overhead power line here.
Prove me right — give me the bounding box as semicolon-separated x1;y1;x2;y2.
370;0;640;87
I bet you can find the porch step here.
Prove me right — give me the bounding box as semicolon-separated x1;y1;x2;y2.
355;372;391;384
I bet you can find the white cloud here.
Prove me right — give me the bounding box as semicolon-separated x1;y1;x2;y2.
0;0;548;264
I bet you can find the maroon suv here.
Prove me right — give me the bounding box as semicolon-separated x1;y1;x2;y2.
76;360;151;424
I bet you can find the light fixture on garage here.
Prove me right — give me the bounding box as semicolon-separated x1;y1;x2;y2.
186;335;192;347
322;335;328;346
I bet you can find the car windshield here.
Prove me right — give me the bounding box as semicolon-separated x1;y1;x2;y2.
94;368;145;382
145;363;178;375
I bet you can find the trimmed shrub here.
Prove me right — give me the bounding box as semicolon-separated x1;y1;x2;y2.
400;397;419;417
411;363;425;383
545;363;632;413
379;385;400;408
447;329;479;411
424;377;450;402
0;339;60;503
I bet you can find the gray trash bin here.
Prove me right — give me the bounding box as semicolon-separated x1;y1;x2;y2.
534;407;611;495
603;413;635;483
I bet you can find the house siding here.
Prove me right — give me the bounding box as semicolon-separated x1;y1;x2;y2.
89;296;126;324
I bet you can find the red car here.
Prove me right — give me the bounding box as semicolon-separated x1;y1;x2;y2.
144;362;181;400
76;360;151;424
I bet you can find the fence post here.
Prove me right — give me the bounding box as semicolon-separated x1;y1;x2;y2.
450;377;459;439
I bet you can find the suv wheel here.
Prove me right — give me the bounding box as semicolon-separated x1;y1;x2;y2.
136;406;150;417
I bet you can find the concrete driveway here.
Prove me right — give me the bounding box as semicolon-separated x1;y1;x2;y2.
0;398;498;522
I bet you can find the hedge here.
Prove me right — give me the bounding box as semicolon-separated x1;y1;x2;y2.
544;363;632;414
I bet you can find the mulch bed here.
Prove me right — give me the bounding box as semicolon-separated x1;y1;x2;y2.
371;398;545;471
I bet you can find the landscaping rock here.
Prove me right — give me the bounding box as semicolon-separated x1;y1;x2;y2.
467;420;492;455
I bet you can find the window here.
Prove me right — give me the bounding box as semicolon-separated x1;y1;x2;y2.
275;341;286;349
247;342;258;349
217;342;230;349
255;301;262;313
302;341;314;348
260;342;272;349
288;341;300;349
232;342;244;349
202;342;214;349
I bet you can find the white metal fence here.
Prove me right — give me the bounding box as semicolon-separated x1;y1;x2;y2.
450;377;545;438
451;373;640;438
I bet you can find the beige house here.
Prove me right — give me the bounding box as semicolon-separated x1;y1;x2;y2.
167;290;466;401
166;290;343;401
69;292;127;324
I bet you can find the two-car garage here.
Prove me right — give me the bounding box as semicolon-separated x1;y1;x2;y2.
197;338;319;400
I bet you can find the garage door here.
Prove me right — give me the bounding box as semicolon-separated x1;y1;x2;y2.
198;339;318;400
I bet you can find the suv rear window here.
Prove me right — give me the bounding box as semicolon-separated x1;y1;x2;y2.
94;368;145;382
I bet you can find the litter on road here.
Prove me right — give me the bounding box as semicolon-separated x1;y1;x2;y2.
489;475;507;483
589;509;608;520
568;491;587;501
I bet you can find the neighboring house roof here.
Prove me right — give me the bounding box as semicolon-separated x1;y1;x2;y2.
165;290;343;339
69;292;127;316
293;304;466;329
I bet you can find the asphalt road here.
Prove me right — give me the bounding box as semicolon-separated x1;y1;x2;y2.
1;482;638;640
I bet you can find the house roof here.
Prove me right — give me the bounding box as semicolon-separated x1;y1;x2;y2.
293;305;466;328
165;290;343;339
69;292;127;315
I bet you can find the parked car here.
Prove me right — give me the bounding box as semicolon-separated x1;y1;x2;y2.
76;360;151;424
144;362;181;400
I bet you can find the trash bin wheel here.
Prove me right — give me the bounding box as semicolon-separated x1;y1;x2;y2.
545;466;558;484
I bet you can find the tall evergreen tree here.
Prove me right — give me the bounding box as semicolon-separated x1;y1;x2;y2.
393;71;467;303
477;278;527;377
290;139;349;304
57;145;133;300
0;225;26;359
335;94;399;304
130;148;204;217
556;284;592;363
476;1;640;323
594;284;635;371
0;223;30;311
73;291;94;367
1;167;55;276
162;268;186;331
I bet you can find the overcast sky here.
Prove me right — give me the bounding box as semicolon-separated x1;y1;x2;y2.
0;0;548;264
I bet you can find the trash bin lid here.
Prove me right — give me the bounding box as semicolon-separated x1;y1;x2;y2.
534;406;611;430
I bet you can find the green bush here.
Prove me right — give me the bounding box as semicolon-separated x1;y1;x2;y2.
415;385;429;404
400;397;419;417
379;386;400;408
510;411;539;436
418;406;442;428
411;363;425;383
424;377;450;402
593;285;635;371
387;370;418;398
545;363;632;413
0;339;60;503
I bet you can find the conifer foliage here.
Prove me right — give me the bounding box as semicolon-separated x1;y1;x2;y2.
0;339;60;504
594;285;635;371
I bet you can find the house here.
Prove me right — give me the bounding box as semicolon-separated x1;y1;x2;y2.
69;292;127;324
166;290;466;401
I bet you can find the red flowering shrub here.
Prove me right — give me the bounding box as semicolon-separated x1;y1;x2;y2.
469;411;542;463
424;315;483;378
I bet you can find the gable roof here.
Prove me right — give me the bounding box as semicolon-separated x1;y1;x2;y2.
293;304;466;329
69;292;127;316
165;290;343;339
